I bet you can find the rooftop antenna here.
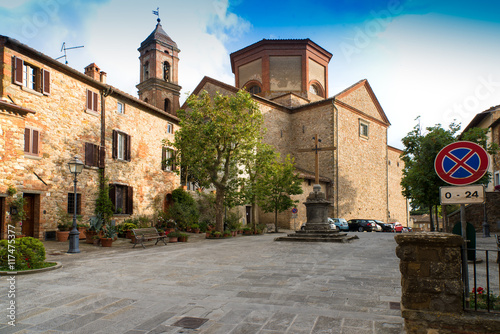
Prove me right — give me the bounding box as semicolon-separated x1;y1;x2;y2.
55;42;84;64
153;7;160;22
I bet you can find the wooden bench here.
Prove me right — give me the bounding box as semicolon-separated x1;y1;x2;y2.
132;227;167;249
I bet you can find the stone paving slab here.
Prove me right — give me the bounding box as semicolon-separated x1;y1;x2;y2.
3;231;495;333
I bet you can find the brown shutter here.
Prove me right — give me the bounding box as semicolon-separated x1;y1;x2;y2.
99;146;105;168
42;69;50;95
172;150;177;170
13;56;23;85
93;92;98;112
161;147;166;170
32;130;39;154
126;134;131;161
24;128;30;153
86;89;92;110
127;186;134;214
112;130;117;159
85;143;92;166
109;184;116;213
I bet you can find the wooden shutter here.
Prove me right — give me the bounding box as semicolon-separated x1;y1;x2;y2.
125;134;131;161
86;89;92;110
76;193;81;215
99;146;105;168
32;130;39;155
24;128;30;153
85;143;93;166
127;186;134;214
13;56;23;85
41;69;50;95
109;184;116;213
172;150;177;170
112;130;117;159
93;92;98;112
161;147;166;170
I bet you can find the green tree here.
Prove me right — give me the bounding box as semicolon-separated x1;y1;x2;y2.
166;90;263;232
401;118;498;231
256;154;303;232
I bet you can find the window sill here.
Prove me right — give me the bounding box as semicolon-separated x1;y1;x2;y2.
85;109;100;117
113;213;131;217
24;154;42;160
115;158;130;162
21;86;43;97
359;135;369;140
84;165;100;170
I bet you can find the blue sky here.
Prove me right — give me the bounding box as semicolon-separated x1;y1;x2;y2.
1;0;500;149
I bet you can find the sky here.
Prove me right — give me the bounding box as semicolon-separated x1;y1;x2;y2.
1;0;500;149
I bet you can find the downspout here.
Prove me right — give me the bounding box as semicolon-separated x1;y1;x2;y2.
332;98;339;218
99;86;113;189
386;132;389;224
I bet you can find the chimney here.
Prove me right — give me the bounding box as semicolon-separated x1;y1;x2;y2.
100;71;107;84
84;63;100;81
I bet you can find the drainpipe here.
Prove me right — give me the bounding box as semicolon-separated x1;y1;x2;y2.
100;84;113;189
332;98;339;218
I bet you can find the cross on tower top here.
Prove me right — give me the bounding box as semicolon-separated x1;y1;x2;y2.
297;134;336;185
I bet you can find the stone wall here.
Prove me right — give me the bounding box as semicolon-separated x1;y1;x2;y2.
395;232;500;333
448;192;500;233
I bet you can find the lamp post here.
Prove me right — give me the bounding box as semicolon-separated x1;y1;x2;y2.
67;156;84;253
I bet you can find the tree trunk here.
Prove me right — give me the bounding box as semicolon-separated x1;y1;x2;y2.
429;205;435;232
251;195;257;234
215;188;225;232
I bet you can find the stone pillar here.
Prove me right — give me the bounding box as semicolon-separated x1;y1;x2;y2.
395;232;464;333
303;185;332;231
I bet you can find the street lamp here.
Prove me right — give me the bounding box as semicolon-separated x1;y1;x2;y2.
67;156;84;253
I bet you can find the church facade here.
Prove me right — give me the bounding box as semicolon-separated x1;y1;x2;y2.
190;39;408;227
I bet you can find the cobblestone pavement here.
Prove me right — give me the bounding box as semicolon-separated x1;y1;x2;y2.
0;232;497;334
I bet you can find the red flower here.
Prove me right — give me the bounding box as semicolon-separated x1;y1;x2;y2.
477;287;484;294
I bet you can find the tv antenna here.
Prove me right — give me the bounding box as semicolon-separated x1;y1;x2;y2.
55;42;84;64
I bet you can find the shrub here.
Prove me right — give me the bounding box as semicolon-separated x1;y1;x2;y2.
0;237;47;270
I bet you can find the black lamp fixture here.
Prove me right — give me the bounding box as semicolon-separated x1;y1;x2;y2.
67;156;84;253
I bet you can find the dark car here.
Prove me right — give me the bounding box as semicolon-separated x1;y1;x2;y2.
374;220;393;232
347;219;375;232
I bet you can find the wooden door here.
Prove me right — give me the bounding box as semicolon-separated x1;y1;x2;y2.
22;195;35;237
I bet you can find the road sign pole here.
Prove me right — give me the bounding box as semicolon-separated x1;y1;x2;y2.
461;204;470;308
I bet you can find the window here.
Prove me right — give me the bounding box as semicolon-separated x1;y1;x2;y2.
24;128;40;156
67;193;81;215
248;85;261;94
495;172;500;186
162;147;175;171
13;56;50;95
86;89;99;112
109;184;133;214
117;101;124;114
167;122;173;134
163;61;170;81
85;143;103;167
164;98;170;112
309;84;319;95
112;130;131;161
143;61;149;80
359;119;369;138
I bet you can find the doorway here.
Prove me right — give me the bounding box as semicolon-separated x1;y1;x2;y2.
245;206;251;226
0;197;5;239
22;194;37;237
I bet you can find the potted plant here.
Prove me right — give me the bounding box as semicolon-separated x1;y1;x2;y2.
212;231;222;238
86;213;104;244
168;231;181;243
100;224;117;247
191;223;200;233
123;221;138;239
56;221;72;242
242;226;252;235
178;233;189;242
223;230;231;238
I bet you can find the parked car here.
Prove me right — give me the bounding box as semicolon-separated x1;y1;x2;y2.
300;222;339;231
371;220;383;232
329;218;349;231
374;220;394;232
394;222;404;233
347;219;376;232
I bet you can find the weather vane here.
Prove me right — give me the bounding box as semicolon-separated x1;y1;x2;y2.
55;42;84;65
153;7;160;22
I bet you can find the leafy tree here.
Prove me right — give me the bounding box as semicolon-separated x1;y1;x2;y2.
95;174;114;224
401;118;498;231
168;188;199;230
256;154;303;232
165;90;263;232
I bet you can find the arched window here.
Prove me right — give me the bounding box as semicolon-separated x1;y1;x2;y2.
143;61;149;80
163;62;170;81
247;85;261;95
144;98;149;103
164;98;170;112
309;84;319;95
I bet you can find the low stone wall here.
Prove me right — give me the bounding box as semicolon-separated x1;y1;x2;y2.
395;232;500;334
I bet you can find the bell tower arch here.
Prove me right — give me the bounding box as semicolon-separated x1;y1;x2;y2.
136;18;181;115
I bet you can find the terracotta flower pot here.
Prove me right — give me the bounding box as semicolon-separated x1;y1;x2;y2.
178;236;187;242
78;227;86;240
56;230;70;242
169;236;178;243
100;238;113;247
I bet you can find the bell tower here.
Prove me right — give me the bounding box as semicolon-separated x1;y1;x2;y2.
136;17;181;115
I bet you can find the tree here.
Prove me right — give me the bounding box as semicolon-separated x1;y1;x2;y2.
165;90;263;232
256;154;303;232
401;118;498;231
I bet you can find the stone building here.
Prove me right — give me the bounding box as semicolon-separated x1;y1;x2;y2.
188;39;408;228
0;19;181;239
